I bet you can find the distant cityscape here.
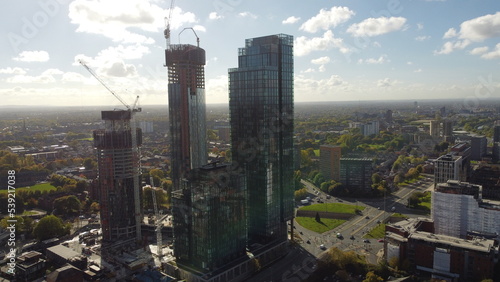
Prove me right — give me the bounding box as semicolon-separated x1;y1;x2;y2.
1;14;500;282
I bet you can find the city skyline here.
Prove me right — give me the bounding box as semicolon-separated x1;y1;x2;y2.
1;0;499;107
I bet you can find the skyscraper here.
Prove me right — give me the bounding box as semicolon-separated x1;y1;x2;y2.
165;43;207;190
172;163;247;271
320;145;342;182
93;110;142;242
229;34;294;245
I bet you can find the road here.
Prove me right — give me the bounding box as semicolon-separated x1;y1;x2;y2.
296;177;434;264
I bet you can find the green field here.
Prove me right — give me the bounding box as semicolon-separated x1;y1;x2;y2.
364;223;386;239
0;183;56;195
299;203;365;214
296;217;346;233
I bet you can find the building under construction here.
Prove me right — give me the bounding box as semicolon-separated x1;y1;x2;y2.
165;42;207;191
94;110;142;243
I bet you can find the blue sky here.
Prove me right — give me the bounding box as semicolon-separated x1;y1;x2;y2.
1;0;499;107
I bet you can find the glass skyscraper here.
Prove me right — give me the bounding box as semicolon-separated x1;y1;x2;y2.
229;34;294;245
165;44;207;191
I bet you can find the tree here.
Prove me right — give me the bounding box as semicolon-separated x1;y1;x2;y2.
294;188;308;201
33;215;70;240
315;212;321;223
363;271;384;282
372;173;381;185
53;195;81;215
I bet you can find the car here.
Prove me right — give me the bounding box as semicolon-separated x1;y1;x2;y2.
377;207;380;210
300;231;303;235
378;239;384;243
306;240;311;244
336;233;343;239
326;195;331;199
363;239;370;243
377;220;381;224
319;244;326;250
350;235;355;240
365;216;370;219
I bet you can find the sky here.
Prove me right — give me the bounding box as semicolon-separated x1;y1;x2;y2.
1;0;500;107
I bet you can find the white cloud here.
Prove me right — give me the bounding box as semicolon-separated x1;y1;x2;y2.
68;0;196;44
469;46;489;55
295;30;351;56
407;61;413;65
377;78;394;87
238;12;257;19
282;16;300;25
209;12;223;20
206;75;228;103
300;6;354;33
459;12;500;42
6;68;63;84
347;17;407;37
481;43;500;60
13;51;50;62
415;35;430;41
360;55;389;64
311;56;331;65
414;68;423;73
0;67;27;75
417;23;424;30
443;28;457;39
434;40;471;55
295;74;350;97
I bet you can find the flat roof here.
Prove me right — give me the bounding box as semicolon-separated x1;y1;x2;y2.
47;244;80;260
410;231;496;253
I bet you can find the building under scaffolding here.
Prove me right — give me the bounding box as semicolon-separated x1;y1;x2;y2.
165;43;207;191
94;110;142;242
432;180;500;239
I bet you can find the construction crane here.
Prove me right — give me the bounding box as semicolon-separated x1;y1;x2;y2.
164;0;176;49
178;27;200;47
150;176;168;265
79;59;143;242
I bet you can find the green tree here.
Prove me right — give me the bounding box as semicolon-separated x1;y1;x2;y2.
53;195;81;215
363;271;384;282
372;173;381;185
33;215;70;240
294;187;308;201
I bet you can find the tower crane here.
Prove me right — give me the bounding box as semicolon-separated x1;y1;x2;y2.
164;0;176;49
150;176;168;266
79;60;143;242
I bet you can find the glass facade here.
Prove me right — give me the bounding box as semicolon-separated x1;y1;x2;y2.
165;44;207;191
229;34;294;245
172;163;247;271
93;110;142;242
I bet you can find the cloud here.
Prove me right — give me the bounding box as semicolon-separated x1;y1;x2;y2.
13;51;50;62
443;28;457;39
68;0;196;44
206;75;228;103
209;12;223;20
414;68;423;73
238;12;257;19
359;55;389;64
417;23;424;30
469;46;489;55
436;13;500;56
295;30;351;56
311;56;331;65
415;35;430;41
347;17;407;37
377;78;394;87
434;40;471;55
6;68;63;84
0;67;27;75
459;12;500;42
282;16;300;25
295;74;350;97
300;6;354;33
480;43;500;60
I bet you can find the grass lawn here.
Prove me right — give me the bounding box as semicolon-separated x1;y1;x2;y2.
392;213;409;219
0;182;56;195
364;223;386;239
299;203;365;214
296;217;346;233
